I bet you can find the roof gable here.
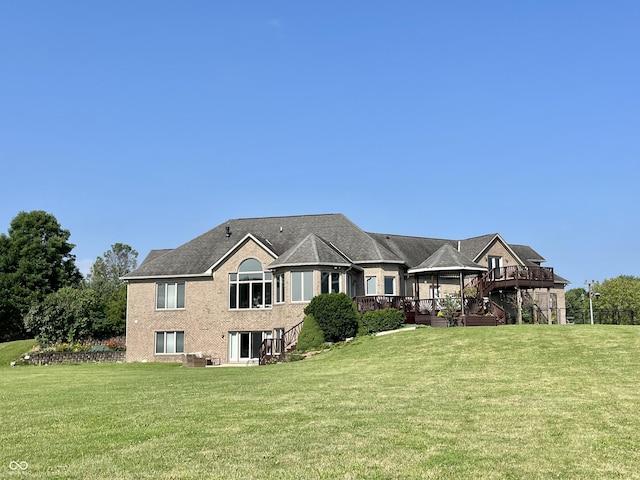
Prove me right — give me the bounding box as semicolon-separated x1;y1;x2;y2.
408;244;487;273
458;234;499;261
460;233;526;266
268;233;351;268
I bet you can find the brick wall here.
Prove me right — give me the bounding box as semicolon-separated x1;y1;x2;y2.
125;238;308;364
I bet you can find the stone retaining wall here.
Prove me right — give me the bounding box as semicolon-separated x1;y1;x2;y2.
26;351;126;365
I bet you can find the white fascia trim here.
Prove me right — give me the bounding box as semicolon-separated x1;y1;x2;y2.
123;273;210;281
355;260;406;265
408;266;488;274
270;262;353;270
206;233;278;274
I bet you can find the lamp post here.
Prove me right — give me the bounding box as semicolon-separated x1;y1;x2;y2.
585;280;596;325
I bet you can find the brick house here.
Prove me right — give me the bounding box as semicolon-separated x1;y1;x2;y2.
123;214;569;364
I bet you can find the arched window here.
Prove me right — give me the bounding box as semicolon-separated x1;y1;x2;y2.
229;259;272;309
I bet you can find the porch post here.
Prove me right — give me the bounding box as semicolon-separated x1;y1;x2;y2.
516;288;523;325
460;272;465;318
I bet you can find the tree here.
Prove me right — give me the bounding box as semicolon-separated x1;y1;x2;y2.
565;287;588;323
86;243;138;337
593;276;640;324
0;211;81;341
296;314;326;353
86;243;138;297
24;287;104;345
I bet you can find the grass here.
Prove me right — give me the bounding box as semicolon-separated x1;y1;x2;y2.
1;325;639;479
0;338;36;366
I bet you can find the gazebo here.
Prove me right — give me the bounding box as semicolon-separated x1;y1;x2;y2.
408;244;488;326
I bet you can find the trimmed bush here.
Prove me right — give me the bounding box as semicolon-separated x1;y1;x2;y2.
361;308;405;335
296;314;325;353
304;293;359;343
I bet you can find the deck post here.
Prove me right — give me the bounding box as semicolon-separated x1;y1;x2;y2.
516;288;523;325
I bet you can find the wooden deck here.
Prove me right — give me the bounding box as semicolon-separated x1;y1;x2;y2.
475;266;555;296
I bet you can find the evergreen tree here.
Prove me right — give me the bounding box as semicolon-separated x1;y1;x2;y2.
0;211;81;341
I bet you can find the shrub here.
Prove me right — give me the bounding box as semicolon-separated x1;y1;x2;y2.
296;314;325;353
304;293;358;343
361;309;406;335
52;342;90;352
23;287;104;346
88;345;111;352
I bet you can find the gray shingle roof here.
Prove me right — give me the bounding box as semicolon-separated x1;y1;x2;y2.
408;244;487;273
125;213;567;283
366;233;456;269
268;233;352;269
458;234;499;261
125;214;403;278
139;249;172;267
510;244;546;266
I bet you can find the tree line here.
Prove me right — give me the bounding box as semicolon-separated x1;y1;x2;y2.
565;275;640;324
0;210;138;344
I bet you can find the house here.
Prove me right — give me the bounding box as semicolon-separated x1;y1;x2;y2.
123;213;569;364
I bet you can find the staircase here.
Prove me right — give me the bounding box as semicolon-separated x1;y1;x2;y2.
522;290;549;324
471;266;555;298
258;320;304;365
466;266;553;325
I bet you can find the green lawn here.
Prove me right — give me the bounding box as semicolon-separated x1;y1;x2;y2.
0;338;36;366
1;325;639;479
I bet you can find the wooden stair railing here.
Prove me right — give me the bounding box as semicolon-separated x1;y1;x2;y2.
491;302;507;325
522;290;549;324
258;319;304;365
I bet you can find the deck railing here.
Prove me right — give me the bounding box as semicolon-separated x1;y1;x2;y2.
355;295;483;316
469;266;555;296
355;295;416;313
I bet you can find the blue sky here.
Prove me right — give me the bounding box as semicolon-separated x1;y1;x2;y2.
1;1;638;289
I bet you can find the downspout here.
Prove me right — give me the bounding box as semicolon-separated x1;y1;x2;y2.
344;264;354;297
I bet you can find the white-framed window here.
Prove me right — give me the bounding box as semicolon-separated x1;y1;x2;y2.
155;331;185;354
384;276;395;295
321;271;340;294
365;275;377;295
156;282;185;309
229;259;272;309
291;271;314;302
274;273;285;304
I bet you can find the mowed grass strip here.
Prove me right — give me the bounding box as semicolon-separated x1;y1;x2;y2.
1;325;639;479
